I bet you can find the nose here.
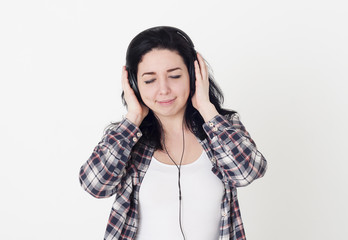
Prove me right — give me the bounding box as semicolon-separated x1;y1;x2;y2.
158;78;170;95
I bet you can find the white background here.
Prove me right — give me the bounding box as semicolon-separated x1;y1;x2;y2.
1;0;347;239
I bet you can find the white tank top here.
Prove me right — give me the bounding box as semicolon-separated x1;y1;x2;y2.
136;151;224;240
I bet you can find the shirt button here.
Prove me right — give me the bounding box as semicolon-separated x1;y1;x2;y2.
132;137;138;142
209;122;214;127
222;211;227;217
212;127;217;132
136;132;142;137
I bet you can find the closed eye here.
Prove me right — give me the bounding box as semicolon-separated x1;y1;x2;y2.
144;79;155;84
170;75;181;79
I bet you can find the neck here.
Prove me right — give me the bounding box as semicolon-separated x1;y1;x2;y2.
156;113;186;136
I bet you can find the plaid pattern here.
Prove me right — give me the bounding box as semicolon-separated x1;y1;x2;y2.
79;113;267;240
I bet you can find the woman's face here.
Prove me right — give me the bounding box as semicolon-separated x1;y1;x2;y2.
137;49;190;119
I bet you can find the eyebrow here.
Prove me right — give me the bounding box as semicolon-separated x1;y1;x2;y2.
141;67;182;77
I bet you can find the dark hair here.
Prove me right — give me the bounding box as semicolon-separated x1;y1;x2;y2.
121;26;235;150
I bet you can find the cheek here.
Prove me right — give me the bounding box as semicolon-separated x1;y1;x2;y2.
183;77;191;96
138;85;153;102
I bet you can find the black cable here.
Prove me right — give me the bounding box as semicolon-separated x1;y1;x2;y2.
163;123;186;240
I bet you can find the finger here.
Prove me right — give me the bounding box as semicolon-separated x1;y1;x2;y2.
121;66;132;92
121;66;127;90
196;52;208;81
194;59;202;82
121;67;137;106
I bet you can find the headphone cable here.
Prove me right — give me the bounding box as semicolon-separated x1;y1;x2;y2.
163;123;186;240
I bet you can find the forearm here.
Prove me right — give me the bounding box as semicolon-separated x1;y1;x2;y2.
79;118;142;198
203;113;267;187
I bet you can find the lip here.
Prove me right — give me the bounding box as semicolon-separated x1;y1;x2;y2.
157;98;176;105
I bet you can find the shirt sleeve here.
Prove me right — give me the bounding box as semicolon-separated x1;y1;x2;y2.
202;113;267;187
79;118;142;198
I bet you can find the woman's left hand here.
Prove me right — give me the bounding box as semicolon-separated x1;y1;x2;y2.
191;52;218;121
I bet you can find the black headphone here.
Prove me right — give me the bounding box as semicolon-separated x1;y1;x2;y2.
126;27;198;105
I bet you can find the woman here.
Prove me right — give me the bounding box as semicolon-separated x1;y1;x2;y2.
79;26;267;240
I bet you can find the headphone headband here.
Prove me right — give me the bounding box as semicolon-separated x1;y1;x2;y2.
176;29;195;48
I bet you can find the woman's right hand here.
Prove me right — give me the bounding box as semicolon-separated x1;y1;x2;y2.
122;66;149;126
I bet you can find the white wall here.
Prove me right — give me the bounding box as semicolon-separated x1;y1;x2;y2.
1;0;347;239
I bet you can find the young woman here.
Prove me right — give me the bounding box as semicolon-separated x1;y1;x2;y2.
79;26;267;240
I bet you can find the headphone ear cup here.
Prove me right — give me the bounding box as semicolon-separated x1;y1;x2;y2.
189;50;198;96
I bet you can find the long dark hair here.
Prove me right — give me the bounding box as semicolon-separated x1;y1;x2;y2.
120;26;235;150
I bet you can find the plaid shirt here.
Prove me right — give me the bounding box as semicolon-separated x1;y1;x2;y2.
79;113;267;240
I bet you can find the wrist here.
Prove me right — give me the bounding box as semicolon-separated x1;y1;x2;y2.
125;112;144;127
198;103;219;122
